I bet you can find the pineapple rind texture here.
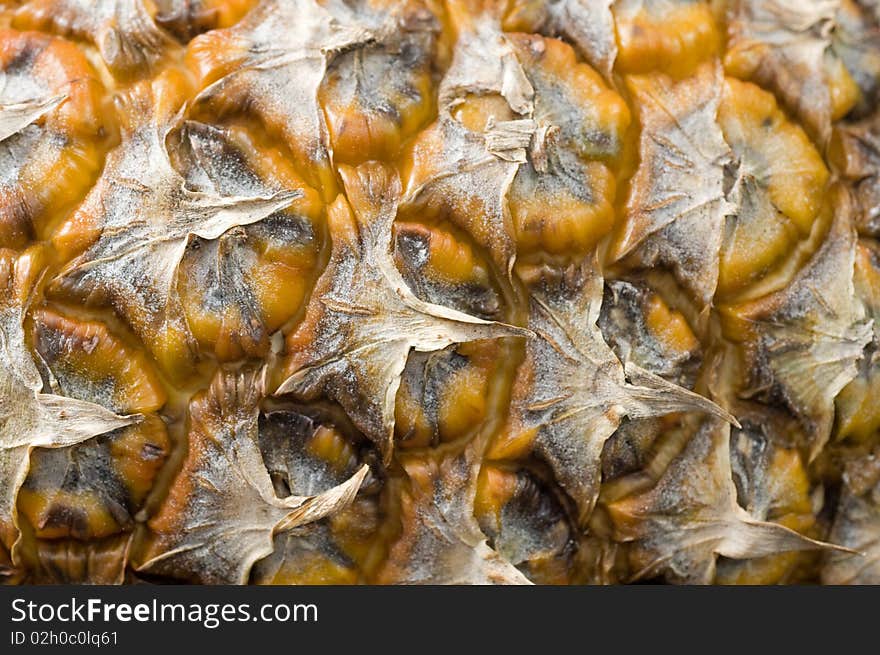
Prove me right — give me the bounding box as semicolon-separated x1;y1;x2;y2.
0;0;878;585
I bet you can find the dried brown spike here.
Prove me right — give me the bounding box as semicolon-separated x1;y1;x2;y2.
50;72;298;379
278;162;529;463
0;249;139;560
139;368;368;584
497;259;734;526
607;419;845;584
720;187;873;460
613;62;734;308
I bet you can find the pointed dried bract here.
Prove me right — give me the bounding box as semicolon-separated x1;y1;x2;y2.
822;453;880;584
721;188;873;460
0;249;139;557
377;440;530;584
187;0;416;190
278;162;528;462
173;120;322;360
715;414;823;583
139;369;368;584
614;63;734;308
607;419;839;584
502;0;617;82
500;260;733;525
252;411;379;584
0;90;64;145
833;111;880;236
13;0;176;77
51;73;298;377
724;0;839;144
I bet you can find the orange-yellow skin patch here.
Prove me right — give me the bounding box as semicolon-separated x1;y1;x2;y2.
474;464;517;528
644;295;699;354
21;310;169;540
487;419;537;461
825;54;861;121
258;551;360;585
717;78;829;296
395;343;498;448
304;425;360;477
320;43;436;165
32;308;168;414
509;171;618;256
394;222;496;286
613;0;720;77
506;35;629;257
0;29;108;249
438;342;496;436
20;416;169;540
157;0;259;38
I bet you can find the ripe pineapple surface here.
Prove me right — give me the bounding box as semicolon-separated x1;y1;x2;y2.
0;0;879;585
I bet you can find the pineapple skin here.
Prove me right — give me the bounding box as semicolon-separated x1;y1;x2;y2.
0;0;878;585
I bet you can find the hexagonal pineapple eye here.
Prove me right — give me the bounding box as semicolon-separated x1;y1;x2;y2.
0;30;107;249
391;222;508;448
173;123;323;360
20;309;168;542
505;35;630;258
319;18;437;165
717;77;830;297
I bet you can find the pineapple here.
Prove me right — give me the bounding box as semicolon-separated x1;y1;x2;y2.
0;0;879;585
